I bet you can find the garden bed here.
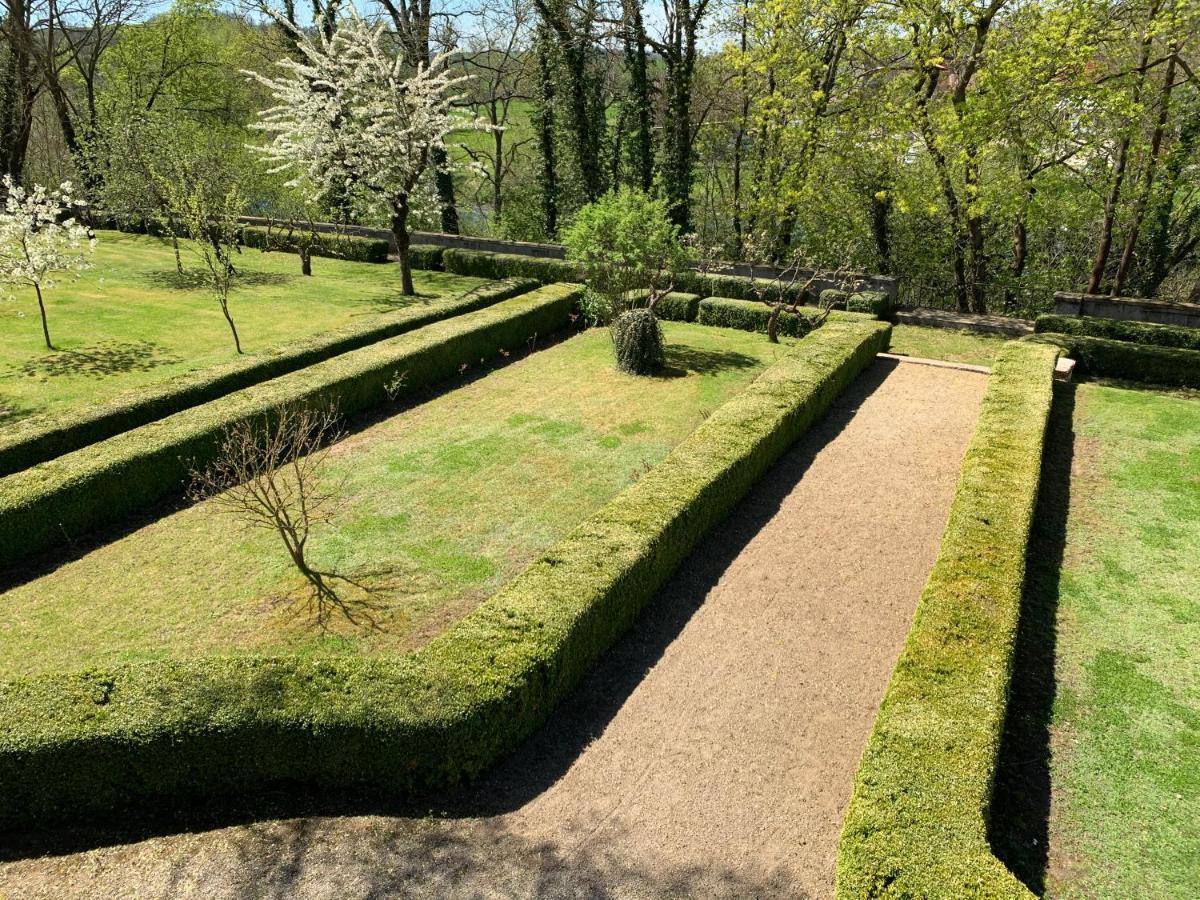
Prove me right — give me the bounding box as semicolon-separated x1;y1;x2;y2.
0;318;887;828
0;231;488;430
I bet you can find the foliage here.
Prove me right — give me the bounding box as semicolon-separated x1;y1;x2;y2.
1026;332;1200;388
241;226;392;264
0;177;95;349
1034;313;1200;350
696;296;841;338
562;188;691;324
0;284;581;570
611;307;664;374
836;341;1059;899
0;318;888;830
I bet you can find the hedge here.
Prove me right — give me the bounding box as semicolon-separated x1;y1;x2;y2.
1034;313;1200;350
624;289;702;322
0;317;889;830
1026;332;1200;389
240;225;391;263
407;244;446;271
836;340;1059;899
0;284;579;572
0;279;539;478
443;248;581;283
818;289;892;318
696;296;869;338
442;249;895;317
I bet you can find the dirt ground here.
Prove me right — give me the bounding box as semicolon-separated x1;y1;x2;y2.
0;358;987;900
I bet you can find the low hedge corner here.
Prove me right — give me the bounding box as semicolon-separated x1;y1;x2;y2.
1025;332;1200;389
835;339;1060;899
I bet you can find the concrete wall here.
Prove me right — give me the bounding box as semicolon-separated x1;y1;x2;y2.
1054;291;1200;328
238;216;901;301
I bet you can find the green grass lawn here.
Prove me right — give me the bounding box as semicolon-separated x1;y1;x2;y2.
994;381;1199;898
886;324;1009;367
0;231;485;428
0;322;793;678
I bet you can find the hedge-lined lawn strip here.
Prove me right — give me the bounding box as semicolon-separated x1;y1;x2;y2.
0;231;485;426
1045;384;1200;898
0;323;791;677
888;324;1009;367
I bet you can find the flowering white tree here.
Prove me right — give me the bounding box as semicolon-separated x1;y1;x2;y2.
246;8;485;295
0;177;97;350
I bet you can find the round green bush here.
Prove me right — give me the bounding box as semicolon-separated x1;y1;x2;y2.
611;308;664;375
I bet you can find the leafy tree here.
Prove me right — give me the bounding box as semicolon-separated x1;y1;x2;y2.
0;175;95;349
562;187;691;324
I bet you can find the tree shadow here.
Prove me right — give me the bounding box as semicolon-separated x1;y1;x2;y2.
0;393;43;427
656;343;763;379
987;381;1076;893
365;291;441;311
140;269;293;291
19;341;182;378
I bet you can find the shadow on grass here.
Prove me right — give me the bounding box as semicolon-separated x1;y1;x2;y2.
0;358;893;877
987;381;1076;894
19;341;182;378
0;393;44;427
657;343;762;379
140;269;294;291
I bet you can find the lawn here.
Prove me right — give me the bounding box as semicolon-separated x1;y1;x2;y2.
993;381;1200;898
0;230;486;428
0;321;794;678
886;324;1009;367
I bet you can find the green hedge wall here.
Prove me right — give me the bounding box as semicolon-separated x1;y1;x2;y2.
0;284;579;572
1034;314;1200;349
0;279;539;478
407;244;446;271
836;340;1059;900
623;289;702;322
241;225;391;263
696;296;870;338
443;248;582;283
442;249;894;317
0;317;889;830
1026;333;1200;388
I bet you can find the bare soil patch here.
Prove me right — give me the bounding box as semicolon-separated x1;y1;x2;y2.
0;359;986;900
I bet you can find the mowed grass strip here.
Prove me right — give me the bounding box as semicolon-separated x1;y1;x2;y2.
1045;384;1200;899
0;231;485;426
887;324;1009;368
0;322;792;678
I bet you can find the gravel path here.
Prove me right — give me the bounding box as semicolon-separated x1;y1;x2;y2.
0;359;987;900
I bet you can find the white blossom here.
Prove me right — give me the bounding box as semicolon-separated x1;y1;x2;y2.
0;176;96;291
245;7;486;230
0;176;96;348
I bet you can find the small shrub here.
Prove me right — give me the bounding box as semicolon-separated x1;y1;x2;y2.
820;288;850;309
847;290;891;317
611;308;664;375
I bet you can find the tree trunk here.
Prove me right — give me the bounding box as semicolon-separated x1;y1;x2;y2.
433;146;459;234
1140;111;1200;295
300;245;312;276
220;299;242;354
534;26;559;238
0;0;35;183
392;203;415;296
870;189;892;275
34;282;52;349
1112;51;1178;297
624;2;654;192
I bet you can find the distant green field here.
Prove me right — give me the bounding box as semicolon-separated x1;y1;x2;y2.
0;231;485;428
0;322;794;677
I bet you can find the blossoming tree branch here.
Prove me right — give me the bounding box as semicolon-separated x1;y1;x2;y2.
246;6;488;296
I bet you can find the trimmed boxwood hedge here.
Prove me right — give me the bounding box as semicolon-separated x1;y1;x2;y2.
1034;313;1200;349
696;296;869;338
443;248;581;283
623;289;702;322
1026;332;1200;388
442;248;895;317
241;225;391;263
0;279;539;478
0;284;579;572
0;317;890;830
407;244;446;271
836;340;1059;899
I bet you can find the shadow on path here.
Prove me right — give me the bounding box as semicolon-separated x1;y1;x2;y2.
988;382;1077;894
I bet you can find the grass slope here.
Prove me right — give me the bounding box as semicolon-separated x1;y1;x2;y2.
0;322;791;678
887;324;1009;367
0;231;484;426
1046;384;1200;898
